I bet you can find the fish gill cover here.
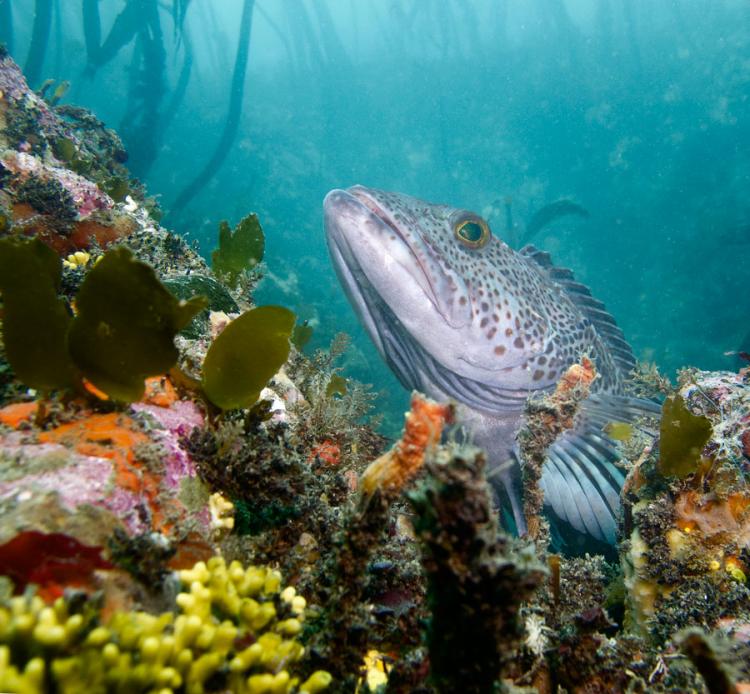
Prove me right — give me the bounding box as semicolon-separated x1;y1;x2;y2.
0;2;750;693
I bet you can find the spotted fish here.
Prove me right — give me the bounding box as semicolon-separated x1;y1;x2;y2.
324;185;659;544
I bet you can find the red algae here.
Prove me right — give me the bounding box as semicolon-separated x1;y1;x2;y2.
0;531;111;601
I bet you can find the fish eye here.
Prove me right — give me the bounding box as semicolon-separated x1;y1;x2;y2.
453;215;490;249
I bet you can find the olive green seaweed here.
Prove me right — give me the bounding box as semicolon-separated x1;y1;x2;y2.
103;175;130;202
211;213;265;289
0;237;77;390
325;373;347;398
291;320;313;351
202;305;295;410
68;247;207;402
52;137;77;163
658;395;713;478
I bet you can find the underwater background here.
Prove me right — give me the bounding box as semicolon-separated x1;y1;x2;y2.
3;0;750;434
4;3;750;692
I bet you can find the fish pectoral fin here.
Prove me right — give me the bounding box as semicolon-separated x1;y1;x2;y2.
541;394;660;544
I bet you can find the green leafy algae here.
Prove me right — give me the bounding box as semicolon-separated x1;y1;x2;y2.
102;176;130;202
211;213;265;288
0;237;77;390
325;373;347;398
658;395;713;478
52;137;76;163
202;305;294;410
603;421;634;442
291;320;313;351
68;247;207;402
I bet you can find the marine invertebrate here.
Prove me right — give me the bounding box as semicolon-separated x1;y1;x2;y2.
62;250;94;270
359;392;453;498
209;492;235;537
674;491;750;545
0;386;209;554
308;441;341;467
0;556;332;693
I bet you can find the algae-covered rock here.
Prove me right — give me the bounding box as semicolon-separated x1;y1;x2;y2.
211;213;264;289
0;237;77;390
68;247;207;402
407;447;545;691
202;305;295;410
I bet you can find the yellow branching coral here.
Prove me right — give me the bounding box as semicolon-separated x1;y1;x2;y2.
0;557;331;694
62;251;101;271
209;492;235;537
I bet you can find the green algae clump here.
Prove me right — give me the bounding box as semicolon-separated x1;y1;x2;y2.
211;214;265;289
0;237;77;390
68;247;207;402
658;395;713;478
325;373;347;399
291;321;313;351
202;306;295;410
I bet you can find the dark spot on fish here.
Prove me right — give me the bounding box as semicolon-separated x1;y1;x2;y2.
538;356;547;365
480;317;489;328
533;370;544;381
494;345;506;355
459;296;467;305
487;327;497;339
548;370;557;379
505;328;513;337
514;337;524;349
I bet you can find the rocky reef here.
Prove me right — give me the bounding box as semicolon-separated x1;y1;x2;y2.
1;51;750;694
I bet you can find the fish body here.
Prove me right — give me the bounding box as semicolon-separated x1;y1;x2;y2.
324;185;657;543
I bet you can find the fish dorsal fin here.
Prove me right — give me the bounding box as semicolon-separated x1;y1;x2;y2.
519;244;636;378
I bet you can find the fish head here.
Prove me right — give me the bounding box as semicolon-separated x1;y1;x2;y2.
325;186;555;394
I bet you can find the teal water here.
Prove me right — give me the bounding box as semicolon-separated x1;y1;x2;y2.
6;0;750;434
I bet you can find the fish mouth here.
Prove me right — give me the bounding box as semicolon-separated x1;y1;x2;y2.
323;188;423;387
324;186;468;330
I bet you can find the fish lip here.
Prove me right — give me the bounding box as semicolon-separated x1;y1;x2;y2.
324;186;443;313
